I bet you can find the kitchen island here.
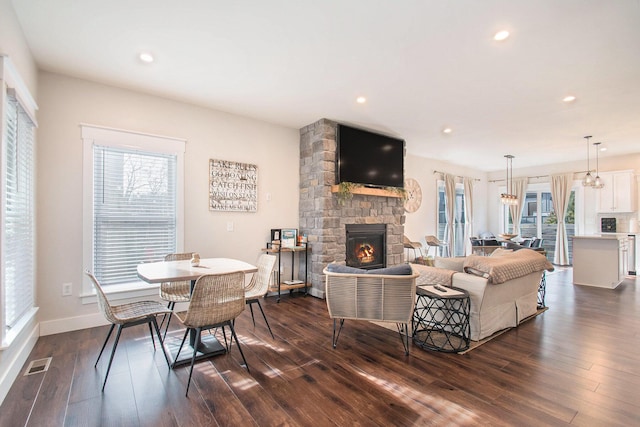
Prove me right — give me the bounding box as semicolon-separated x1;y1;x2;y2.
572;234;628;289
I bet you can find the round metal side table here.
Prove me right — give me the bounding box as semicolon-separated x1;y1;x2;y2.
412;286;470;352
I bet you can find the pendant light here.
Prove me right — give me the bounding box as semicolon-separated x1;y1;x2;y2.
592;142;604;189
582;135;594;186
500;154;518;205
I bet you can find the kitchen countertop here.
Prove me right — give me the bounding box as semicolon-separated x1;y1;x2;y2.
573;233;638;239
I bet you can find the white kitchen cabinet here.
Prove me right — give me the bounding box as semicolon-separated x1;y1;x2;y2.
572;235;627;288
596;170;636;213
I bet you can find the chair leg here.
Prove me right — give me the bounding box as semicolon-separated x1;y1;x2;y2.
228;321;249;373
248;302;256;327
397;323;410;356
254;300;275;339
148;322;156;350
220;325;229;350
161;302;175;340
151;317;171;368
101;324;124;391
186;327;202;397
95;324;115;368
332;319;345;349
175;328;190;366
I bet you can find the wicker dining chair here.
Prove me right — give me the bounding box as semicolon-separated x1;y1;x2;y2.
174;271;248;396
244;254;277;338
159;252;194;338
84;270;171;391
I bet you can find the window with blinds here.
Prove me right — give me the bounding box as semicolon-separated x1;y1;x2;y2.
3;92;35;330
92;145;178;286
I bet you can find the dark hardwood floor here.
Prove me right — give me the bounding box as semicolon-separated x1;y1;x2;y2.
2;268;639;426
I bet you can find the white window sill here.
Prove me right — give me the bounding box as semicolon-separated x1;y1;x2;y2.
1;307;39;350
81;280;160;305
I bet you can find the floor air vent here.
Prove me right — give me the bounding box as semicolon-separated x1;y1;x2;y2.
24;357;52;376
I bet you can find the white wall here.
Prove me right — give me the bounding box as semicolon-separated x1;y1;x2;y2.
0;0;38;94
404;153;488;250
35;71;300;326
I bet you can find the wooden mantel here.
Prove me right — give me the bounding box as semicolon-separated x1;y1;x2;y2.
330;184;402;198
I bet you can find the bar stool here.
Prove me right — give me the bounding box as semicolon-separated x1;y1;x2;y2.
403;235;424;261
425;235;450;257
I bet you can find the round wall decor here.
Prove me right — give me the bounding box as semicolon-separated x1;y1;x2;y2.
404;178;422;213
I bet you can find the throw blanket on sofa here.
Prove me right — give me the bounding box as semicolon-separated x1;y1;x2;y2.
415;266;457;287
463;249;554;284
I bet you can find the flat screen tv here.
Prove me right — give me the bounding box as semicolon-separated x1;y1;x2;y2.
336;124;405;188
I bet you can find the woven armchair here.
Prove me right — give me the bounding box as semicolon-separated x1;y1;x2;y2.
174;271;248;396
244;254;277;338
84;270;171;391
159;252;194;337
323;265;418;355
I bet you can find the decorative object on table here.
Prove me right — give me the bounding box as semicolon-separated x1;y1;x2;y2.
403;178;422;213
582;135;594;187
592;141;604;189
500;154;518;205
270;228;281;241
280;228;297;248
190;253;200;267
209;159;257;212
499;233;518;240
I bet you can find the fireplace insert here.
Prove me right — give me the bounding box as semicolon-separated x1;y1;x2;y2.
345;224;386;270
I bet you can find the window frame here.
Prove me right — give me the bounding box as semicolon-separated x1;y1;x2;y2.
0;55;39;348
436;180;466;257
81;124;185;303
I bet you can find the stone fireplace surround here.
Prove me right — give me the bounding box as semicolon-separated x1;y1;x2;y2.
299;118;406;298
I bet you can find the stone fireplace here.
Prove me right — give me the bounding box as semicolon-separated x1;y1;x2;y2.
298;118;405;297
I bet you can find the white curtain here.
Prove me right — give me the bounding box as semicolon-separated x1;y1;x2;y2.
463;177;475;255
508;178;528;235
443;173;457;255
551;173;573;265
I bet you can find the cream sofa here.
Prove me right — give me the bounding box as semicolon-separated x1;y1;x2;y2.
412;249;553;341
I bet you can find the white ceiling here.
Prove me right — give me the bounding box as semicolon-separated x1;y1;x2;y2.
12;0;640;171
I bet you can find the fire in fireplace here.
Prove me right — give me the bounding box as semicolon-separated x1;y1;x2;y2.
345;224;386;270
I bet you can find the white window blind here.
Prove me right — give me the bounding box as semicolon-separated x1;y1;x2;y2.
3;91;35;329
93;145;177;286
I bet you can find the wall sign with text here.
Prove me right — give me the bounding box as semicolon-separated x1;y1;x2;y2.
209;159;258;212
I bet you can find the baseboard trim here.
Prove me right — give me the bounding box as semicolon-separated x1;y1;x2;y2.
0;323;39;406
39;313;108;336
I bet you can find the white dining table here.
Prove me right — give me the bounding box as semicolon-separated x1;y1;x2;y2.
137;257;257;367
137;257;257;284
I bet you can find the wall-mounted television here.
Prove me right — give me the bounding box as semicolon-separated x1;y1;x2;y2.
336;124;405;188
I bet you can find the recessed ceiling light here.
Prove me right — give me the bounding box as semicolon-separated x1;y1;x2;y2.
493;30;510;41
356;96;367;104
563;95;576;103
599;145;607;152
139;52;154;63
443;127;452;134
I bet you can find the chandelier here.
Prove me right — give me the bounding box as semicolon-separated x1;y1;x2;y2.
500;154;518;205
582;135;594;186
592;142;604;189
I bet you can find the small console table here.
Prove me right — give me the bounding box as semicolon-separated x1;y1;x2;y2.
412;285;470;353
262;243;309;302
